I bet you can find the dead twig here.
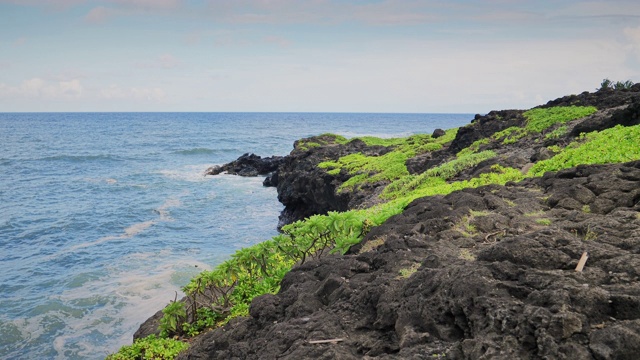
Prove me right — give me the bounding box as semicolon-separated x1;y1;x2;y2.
483;230;505;244
308;338;344;344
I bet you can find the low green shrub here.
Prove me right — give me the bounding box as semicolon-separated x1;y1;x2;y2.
544;125;568;140
106;335;188;360
524;106;597;133
528;124;640;176
318;130;459;191
489;106;597;145
456;138;490;157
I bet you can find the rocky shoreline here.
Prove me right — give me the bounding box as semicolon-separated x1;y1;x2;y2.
130;86;640;359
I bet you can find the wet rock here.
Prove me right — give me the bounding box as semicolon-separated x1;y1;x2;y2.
205;153;285;177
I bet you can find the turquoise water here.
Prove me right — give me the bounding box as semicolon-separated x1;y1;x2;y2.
0;112;472;359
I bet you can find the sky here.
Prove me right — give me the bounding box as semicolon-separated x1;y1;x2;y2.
1;0;640;113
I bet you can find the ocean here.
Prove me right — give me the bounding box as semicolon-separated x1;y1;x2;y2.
0;112;472;359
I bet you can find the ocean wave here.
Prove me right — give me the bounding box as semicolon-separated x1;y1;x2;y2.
173;148;216;155
62;197;182;253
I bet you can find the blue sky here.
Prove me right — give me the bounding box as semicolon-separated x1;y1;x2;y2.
1;0;640;112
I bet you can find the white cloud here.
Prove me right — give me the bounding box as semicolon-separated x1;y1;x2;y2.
0;78;83;98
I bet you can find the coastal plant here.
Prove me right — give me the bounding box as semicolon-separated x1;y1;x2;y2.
398;262;421;278
456;138;490;157
598;78;634;90
106;335;188;360
424;150;496;179
546;145;562;153
358;236;386;254
523;106;597;133
535;218;552;226
318;131;458;191
528;124;640;176
493;126;527;144
489;106;596;145
295;133;348;151
458;249;476;261
599;78;613;90
544;125;568;140
159;296;187;337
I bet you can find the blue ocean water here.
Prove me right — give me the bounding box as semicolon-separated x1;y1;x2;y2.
0;112;472;359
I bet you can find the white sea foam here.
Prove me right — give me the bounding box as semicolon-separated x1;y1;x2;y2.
59;197;183;255
157;164;217;182
49;255;210;358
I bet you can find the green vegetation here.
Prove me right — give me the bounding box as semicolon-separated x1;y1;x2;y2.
106;335;188;360
459;249;476;261
546;145;562;153
491;106;596;145
318;131;458;191
528;124;640;176
477;106;597;147
294;133;347;151
599;78;635;91
494;126;527;144
398;262;421;278
358;236;386;254
524;106;597;133
456;138;489;157
535;218;552;226
545;125;568;140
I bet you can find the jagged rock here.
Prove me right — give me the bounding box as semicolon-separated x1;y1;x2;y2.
432;128;446;138
570;100;640;136
449;110;526;154
133;309;163;339
275;135;392;226
157;88;640;359
262;171;279;187
205;153;285;177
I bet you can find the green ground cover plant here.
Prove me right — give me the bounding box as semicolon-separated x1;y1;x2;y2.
528;124;640;176
524;106;597;133
318;130;458;191
106;335;188;360
544;125;568;140
456;138;490;157
382;150;498;199
294;133;348;151
492;106;597;145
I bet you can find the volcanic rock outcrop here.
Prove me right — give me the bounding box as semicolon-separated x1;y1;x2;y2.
178;161;640;359
175;86;640;359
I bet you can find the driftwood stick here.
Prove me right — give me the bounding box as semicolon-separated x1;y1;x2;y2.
575;251;589;272
308;338;344;344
